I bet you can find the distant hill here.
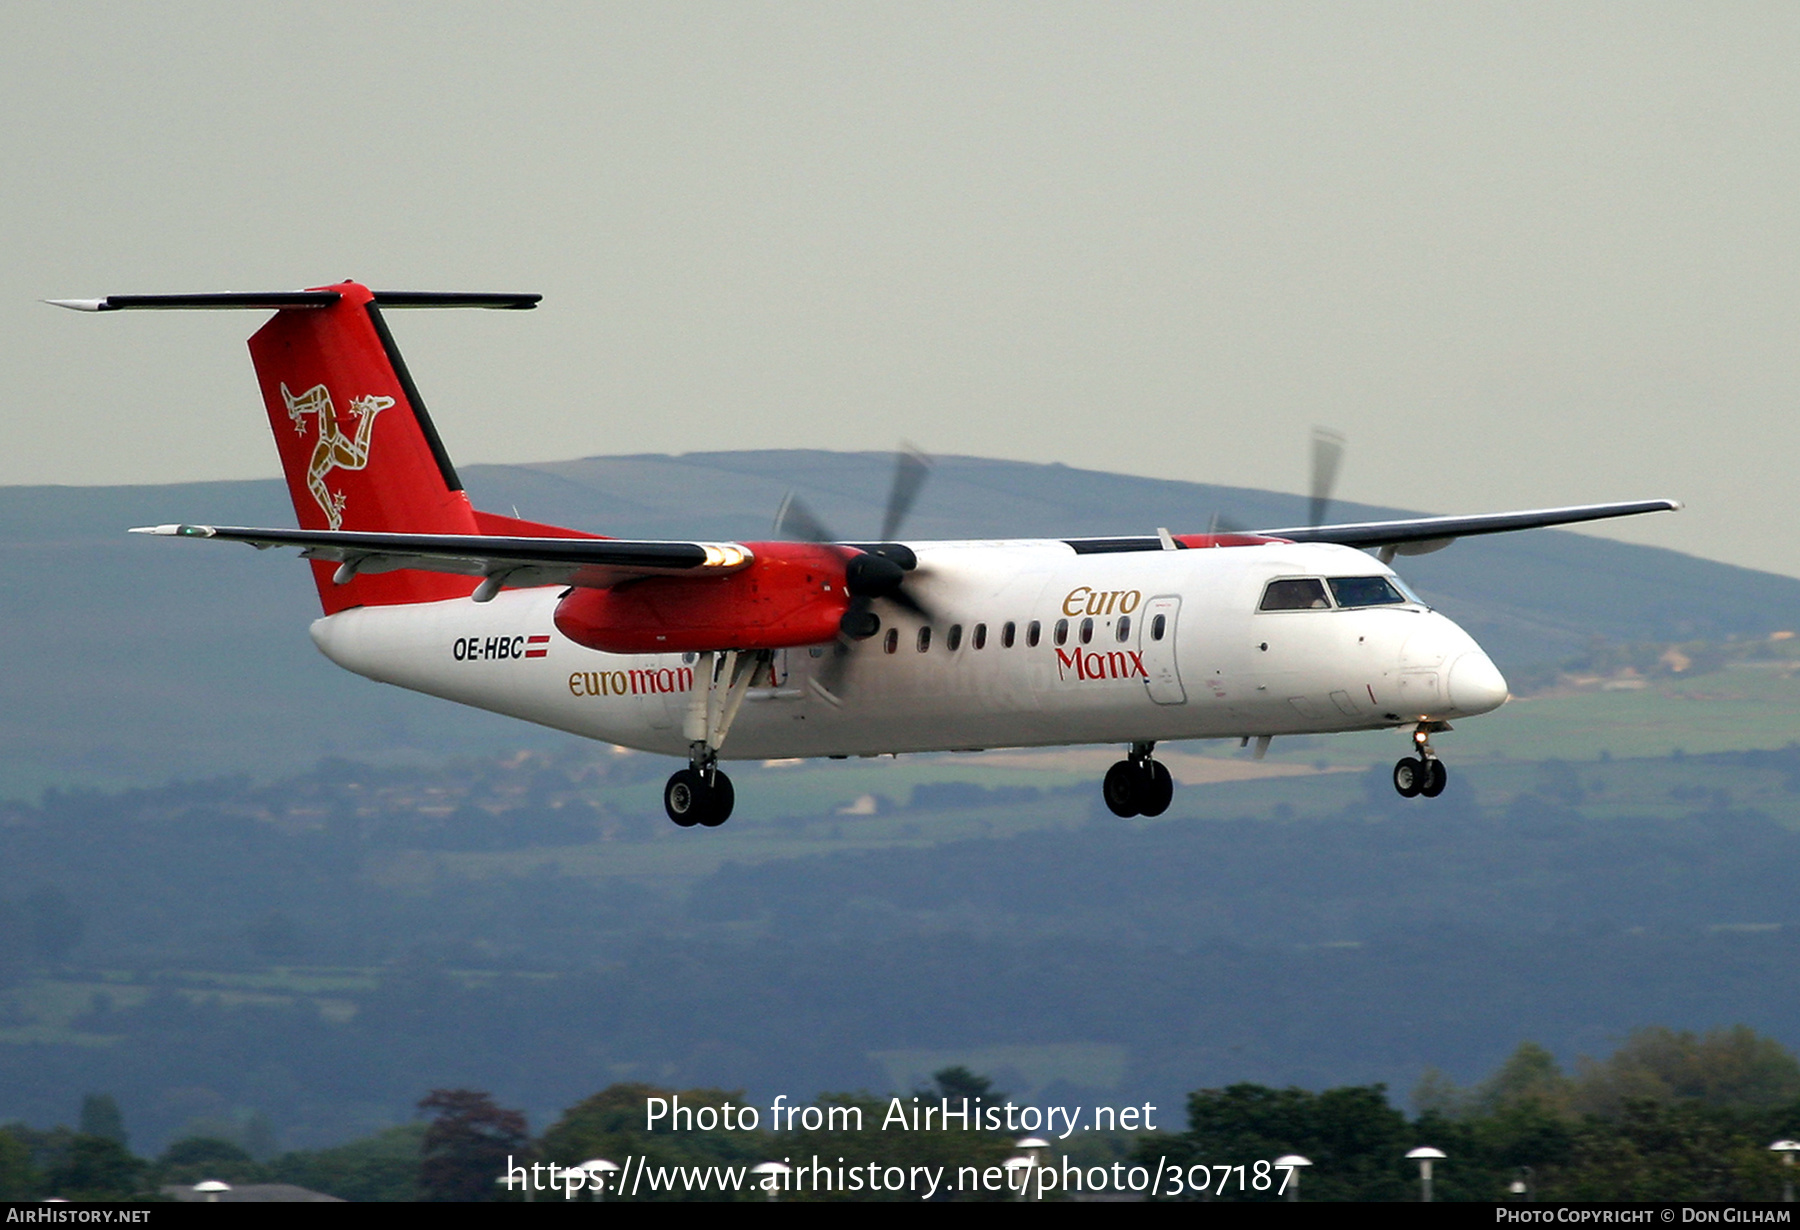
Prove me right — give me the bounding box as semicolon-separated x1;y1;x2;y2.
2;451;1791;794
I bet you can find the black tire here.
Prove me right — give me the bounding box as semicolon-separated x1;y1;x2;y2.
700;771;734;826
1393;757;1425;799
1138;760;1174;817
664;769;710;827
1103;761;1141;817
1420;759;1448;798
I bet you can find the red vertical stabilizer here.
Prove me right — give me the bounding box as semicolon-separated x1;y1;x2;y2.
247;283;481;614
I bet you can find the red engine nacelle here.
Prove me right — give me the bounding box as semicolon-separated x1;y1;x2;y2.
1172;532;1286;548
554;541;851;654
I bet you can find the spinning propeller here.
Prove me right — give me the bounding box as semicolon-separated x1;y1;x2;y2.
775;447;936;700
1308;427;1346;530
1211;426;1347;534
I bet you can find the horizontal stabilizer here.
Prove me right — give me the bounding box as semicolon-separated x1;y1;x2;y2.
47;291;539;312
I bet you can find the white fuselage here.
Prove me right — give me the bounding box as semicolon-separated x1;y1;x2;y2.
308;540;1509;759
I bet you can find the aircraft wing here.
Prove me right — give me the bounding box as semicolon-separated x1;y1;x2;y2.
129;523;753;597
1256;498;1681;556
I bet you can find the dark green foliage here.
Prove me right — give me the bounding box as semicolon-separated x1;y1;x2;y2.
537;1083;762;1203
1572;1025;1800;1116
43;1133;144;1199
926;1065;997;1102
0;1127;42;1199
78;1093;125;1147
1148;1082;1795;1202
777;1091;1015;1202
154;1137;264;1186
417;1089;531;1203
1156;1029;1800;1201
1551;1102;1771;1201
269;1124;424;1202
537;1080;1015;1202
1150;1084;1411;1200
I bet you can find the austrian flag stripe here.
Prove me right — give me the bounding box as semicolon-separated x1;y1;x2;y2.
525;635;550;659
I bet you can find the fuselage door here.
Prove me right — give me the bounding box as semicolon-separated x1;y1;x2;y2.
1139;594;1187;705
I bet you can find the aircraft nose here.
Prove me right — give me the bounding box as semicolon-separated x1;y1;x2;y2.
1447;649;1509;715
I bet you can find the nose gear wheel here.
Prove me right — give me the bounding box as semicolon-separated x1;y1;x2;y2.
1393;722;1451;799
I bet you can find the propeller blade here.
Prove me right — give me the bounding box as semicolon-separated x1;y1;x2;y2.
1309;427;1346;527
811;622;863;705
774;491;837;543
886;586;938;623
879;445;932;542
810;645;851;706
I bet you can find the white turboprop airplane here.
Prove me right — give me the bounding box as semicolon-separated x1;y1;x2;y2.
54;284;1679;826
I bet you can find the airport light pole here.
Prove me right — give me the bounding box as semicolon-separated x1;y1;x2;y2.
1004;1155;1036;1201
751;1161;791;1203
577;1158;619;1202
1770;1140;1800;1202
1275;1154;1311;1201
1407;1146;1446;1202
1016;1137;1049;1200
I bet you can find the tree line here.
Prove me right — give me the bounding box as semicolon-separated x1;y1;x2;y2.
7;1028;1800;1201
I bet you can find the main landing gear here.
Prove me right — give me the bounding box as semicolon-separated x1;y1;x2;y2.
662;648;771;828
1392;722;1449;799
665;762;735;828
1103;742;1174;818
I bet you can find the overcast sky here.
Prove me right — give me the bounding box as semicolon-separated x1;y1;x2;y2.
4;4;1795;575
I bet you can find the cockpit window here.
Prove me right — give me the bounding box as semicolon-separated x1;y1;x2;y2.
1327;576;1410;608
1259;578;1332;611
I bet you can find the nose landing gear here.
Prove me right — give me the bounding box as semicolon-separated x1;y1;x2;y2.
1393;722;1449;798
1103;742;1174;817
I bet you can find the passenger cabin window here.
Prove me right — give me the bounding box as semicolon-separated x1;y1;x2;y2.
1116;615;1132;643
1151;613;1166;641
1053;618;1069;646
972;623;988;650
1079;617;1094;644
917;626;932;652
1026;620;1041;648
1259;578;1332;611
883;628;899;654
947;624;963;651
1327;576;1410;608
1001;621;1016;648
